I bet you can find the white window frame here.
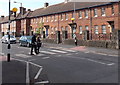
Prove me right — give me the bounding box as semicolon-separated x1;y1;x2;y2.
94;9;98;17
79;11;82;19
79;26;82;34
85;25;89;30
101;7;106;16
111;5;114;15
102;25;106;34
94;25;99;34
65;13;68;20
85;10;88;18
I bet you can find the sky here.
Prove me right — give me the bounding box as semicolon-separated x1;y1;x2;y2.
0;0;64;16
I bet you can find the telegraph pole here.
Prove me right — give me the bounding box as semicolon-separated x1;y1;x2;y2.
7;0;11;62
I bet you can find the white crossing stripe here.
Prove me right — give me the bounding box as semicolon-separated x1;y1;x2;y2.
15;54;32;58
40;51;56;54
36;54;45;56
50;50;67;53
42;57;50;59
60;49;76;52
49;47;76;52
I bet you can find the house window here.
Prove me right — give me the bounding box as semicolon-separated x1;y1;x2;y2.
85;25;89;30
79;11;82;18
101;7;106;16
65;26;68;31
54;15;57;21
111;5;114;15
72;12;74;18
46;16;48;22
102;25;106;34
61;26;65;31
79;26;82;34
65;13;68;20
51;16;53;22
94;9;98;17
94;25;99;34
85;10;88;18
61;14;63;20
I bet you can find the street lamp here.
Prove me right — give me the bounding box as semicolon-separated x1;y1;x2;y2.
14;1;22;7
14;1;24;36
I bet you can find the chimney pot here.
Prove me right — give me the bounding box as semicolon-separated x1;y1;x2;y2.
44;2;49;8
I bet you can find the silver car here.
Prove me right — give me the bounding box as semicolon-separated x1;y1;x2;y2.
1;35;16;44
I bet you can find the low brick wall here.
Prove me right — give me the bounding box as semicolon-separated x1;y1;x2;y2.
63;39;118;49
42;38;57;44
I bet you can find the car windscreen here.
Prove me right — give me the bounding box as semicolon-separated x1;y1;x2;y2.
4;35;14;38
26;36;32;40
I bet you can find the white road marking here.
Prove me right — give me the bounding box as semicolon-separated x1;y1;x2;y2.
95;53;107;56
65;56;115;66
58;55;62;57
34;68;43;80
42;57;50;59
66;54;72;55
84;51;90;53
11;58;43;84
36;54;45;56
108;55;118;57
40;51;56;54
75;53;78;54
0;52;4;55
26;62;30;84
35;81;49;84
107;63;115;66
86;58;106;65
50;50;67;53
15;54;32;58
49;47;76;52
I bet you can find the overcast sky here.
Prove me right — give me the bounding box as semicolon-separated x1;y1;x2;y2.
0;0;64;16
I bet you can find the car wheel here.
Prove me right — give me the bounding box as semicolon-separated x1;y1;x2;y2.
27;43;30;47
19;42;22;46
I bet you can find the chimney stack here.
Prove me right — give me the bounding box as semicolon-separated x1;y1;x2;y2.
44;2;49;8
28;9;31;11
1;16;4;20
65;0;69;3
20;7;26;15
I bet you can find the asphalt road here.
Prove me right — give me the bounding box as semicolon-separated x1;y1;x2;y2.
1;43;118;84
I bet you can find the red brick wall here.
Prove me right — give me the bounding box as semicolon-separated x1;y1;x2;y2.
30;3;119;40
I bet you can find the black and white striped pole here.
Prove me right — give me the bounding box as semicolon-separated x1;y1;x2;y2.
7;0;17;62
7;0;11;62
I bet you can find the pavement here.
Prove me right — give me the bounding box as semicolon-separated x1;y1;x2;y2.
0;55;26;84
43;43;118;56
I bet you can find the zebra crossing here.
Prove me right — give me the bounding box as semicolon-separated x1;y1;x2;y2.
14;48;77;58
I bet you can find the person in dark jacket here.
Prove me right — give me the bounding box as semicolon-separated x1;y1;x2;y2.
31;34;37;55
36;35;42;53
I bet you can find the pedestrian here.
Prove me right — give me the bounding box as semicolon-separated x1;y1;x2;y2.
30;34;37;55
74;37;77;46
36;35;42;53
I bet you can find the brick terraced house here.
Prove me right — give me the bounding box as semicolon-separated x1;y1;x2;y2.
0;1;120;49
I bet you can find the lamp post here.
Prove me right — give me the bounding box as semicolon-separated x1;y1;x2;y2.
14;1;24;36
7;0;17;62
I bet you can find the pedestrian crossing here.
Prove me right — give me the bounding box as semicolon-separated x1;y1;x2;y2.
14;48;76;58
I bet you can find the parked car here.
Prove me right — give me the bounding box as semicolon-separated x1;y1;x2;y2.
1;35;16;44
19;36;32;47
